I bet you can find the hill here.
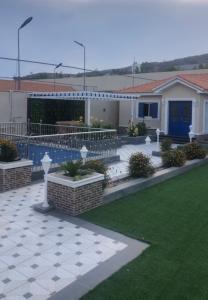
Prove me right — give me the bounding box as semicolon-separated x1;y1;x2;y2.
22;53;208;79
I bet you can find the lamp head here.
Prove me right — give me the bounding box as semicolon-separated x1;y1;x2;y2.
73;40;84;48
80;145;88;160
41;152;52;174
156;128;160;135
55;63;63;69
19;17;33;30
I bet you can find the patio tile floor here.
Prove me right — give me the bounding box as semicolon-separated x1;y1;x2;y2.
107;142;177;181
0;183;147;300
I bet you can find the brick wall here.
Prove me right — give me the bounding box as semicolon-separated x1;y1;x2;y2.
0;165;32;193
48;180;104;216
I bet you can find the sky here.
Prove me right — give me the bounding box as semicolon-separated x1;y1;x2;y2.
1;0;208;77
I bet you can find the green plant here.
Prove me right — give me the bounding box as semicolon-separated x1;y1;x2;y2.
0;140;18;162
102;124;113;129
82;160;108;187
136;122;147;136
61;160;83;177
162;149;186;168
129;152;155;178
160;138;172;152
91;120;114;129
182;142;206;160
128;122;138;137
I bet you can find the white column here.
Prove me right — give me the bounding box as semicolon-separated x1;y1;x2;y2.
192;99;197;134
131;100;134;123
87;99;91;126
162;98;168;134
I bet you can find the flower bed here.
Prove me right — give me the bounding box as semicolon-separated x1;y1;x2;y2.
47;171;104;216
0;160;33;192
0;140;33;192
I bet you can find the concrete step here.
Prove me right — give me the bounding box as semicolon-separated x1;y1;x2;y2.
160;135;190;144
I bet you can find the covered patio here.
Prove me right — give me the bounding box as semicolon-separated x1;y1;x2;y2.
28;91;138;127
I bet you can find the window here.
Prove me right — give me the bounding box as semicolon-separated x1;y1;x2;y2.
138;102;158;119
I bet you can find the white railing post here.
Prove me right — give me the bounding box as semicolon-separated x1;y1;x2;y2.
145;136;151;145
156;128;160;151
189;125;195;143
41;152;52;208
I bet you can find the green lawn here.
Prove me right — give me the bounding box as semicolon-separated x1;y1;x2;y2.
80;163;208;300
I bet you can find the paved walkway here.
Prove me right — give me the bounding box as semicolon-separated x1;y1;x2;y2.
107;142;162;181
0;183;147;300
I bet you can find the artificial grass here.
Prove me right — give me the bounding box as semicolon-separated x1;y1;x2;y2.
80;163;208;300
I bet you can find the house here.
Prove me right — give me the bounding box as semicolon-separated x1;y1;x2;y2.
3;73;208;139
119;73;208;137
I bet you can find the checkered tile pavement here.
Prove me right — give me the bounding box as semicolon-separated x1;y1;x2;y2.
0;184;127;300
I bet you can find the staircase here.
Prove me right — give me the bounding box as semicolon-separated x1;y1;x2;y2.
160;135;190;144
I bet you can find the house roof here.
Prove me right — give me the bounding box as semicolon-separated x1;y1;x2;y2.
119;73;208;94
119;79;167;93
0;80;75;92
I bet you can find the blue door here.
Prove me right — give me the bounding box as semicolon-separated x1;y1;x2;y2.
169;101;192;136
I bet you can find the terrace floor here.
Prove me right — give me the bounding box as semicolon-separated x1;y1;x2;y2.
107;142;163;181
0;183;147;300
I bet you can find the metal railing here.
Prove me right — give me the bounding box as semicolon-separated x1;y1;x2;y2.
0;122;112;136
0;122;119;172
0;122;28;135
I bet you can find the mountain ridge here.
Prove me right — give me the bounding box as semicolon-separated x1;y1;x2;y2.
22;52;208;79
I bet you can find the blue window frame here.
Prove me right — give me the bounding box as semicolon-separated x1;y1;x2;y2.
138;102;158;119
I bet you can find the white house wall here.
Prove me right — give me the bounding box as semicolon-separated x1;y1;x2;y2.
119;101;132;127
86;100;119;127
0;91;27;123
119;96;162;129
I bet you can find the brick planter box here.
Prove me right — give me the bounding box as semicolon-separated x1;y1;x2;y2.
0;160;33;193
47;172;104;216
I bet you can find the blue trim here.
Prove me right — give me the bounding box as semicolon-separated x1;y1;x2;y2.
169;101;192;137
138;103;144;118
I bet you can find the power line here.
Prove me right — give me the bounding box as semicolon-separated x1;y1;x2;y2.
0;56;95;72
0;56;157;85
122;74;155;82
0;75;98;90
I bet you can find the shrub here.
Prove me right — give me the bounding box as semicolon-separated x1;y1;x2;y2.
82;160;108;187
91;120;113;129
61;160;83;177
162;149;186;168
91;121;101;128
83;160;106;174
128;122;137;137
129;152;155;178
136;122;147;136
182;142;206;160
102;124;113;129
0;140;18;162
160;138;172;152
128;122;147;137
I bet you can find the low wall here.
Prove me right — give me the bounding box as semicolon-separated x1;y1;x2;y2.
0;160;33;192
47;172;104;216
120;135;156;145
104;158;208;203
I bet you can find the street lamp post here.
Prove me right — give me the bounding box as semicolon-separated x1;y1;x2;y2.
73;40;90;125
73;40;86;91
53;63;63;91
156;128;161;151
17;17;33;90
189;125;195;143
41;152;52;208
